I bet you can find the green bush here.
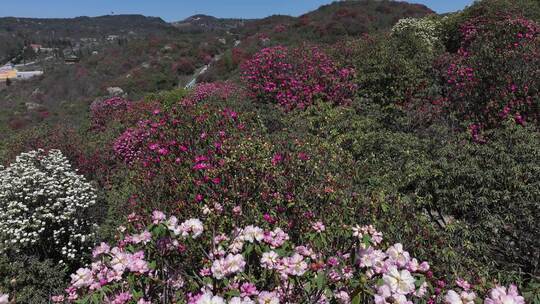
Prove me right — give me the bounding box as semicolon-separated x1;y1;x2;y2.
288;102;434;194
350;29;443;106
286;101;540;283
413;121;540;278
144;88;188;110
0;254;67;304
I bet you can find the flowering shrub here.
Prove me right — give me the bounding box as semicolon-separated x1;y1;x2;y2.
437;14;540;130
392;16;445;51
2;126;116;183
173;57;196;75
182;82;240;106
444;284;526;304
90;97;133;131
113;97;247;177
0;149;97;263
56;211;526;304
112;121;152;165
111;89;358;242
242;45;357;111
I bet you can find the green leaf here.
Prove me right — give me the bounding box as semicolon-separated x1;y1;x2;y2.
316;272;326;291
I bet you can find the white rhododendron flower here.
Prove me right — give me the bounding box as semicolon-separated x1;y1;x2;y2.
391;16;444;50
0;149;97;261
197;292;226;304
0;294;9;304
382;266;416;295
444;290;476;304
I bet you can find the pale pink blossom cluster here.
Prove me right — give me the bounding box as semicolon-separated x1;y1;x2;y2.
444;290;477;304
353;224;383;247
444;284;525;304
66;248;150;300
57;211;528;304
211;253;246;279
355;225;431;304
166;216;204;238
210;225;312;281
226;225;289;254
193;290;280;304
59;215;204;302
484;285;525;304
312;221;326;233
262;227;289;248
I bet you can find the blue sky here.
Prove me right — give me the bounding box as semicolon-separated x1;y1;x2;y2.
0;1;475;22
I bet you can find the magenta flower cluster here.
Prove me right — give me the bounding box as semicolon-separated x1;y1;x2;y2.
113;120;152;164
242;45;357;111
114;82;242;167
440;15;540;133
90;97;132;130
182;82;240;106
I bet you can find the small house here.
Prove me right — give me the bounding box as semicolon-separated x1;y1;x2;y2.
65;55;80;64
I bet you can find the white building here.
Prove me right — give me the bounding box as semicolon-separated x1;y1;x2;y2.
16;71;44;80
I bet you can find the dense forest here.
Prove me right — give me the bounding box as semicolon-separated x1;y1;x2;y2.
0;0;539;303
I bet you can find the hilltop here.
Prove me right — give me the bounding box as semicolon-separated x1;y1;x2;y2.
172;14;249;32
0;14;179;63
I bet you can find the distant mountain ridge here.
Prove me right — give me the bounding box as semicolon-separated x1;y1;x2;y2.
0;1;436;63
0;14;180;62
0;14;176;39
233;0;435;44
171;14;250;32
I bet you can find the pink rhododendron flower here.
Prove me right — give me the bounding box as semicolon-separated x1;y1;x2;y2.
131;231;152;244
92;242;111;258
152;210;166;223
261;251;280;269
241;225;265;243
70;268;94;289
283;253;308;276
179;218;204;238
211;254;246;279
456;278;471;291
240;282;258;297
484;285;525;304
386;243;411;267
0;294;9;304
444;290;476;304
263;227;289;248
257;291;280;304
112;292;132;304
312;221;326;233
196;292;226;304
242;45;357;111
231;297;255;304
